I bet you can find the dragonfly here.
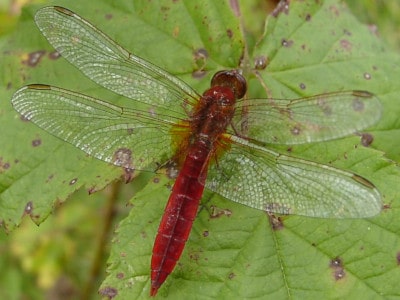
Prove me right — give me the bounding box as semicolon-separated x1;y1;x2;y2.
11;6;382;296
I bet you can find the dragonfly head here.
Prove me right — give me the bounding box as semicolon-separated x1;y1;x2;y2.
210;70;247;99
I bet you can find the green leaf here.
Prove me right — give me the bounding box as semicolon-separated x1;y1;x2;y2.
1;0;400;299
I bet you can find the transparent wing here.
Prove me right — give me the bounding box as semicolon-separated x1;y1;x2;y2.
11;84;183;171
232;90;382;144
34;6;199;114
206;135;381;218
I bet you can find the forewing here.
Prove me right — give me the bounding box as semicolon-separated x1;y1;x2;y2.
11;84;181;171
34;6;199;113
232;91;381;144
206;135;381;218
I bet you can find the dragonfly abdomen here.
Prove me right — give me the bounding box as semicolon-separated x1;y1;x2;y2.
150;138;211;296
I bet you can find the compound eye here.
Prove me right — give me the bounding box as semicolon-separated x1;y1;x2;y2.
210;70;247;99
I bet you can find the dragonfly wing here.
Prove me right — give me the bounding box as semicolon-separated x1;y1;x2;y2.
11;84;180;171
232;91;382;144
34;6;199;114
206;135;381;218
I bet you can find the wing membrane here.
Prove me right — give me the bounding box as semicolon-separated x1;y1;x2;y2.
207;135;381;218
12;84;181;171
232;90;382;144
34;6;199;116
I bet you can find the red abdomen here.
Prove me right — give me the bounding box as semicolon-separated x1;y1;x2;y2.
150;140;210;296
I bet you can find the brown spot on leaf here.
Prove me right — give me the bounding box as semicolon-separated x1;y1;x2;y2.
271;0;289;17
193;48;208;60
254;55;268;70
228;272;236;279
226;29;233;38
69;178;78;185
268;213;284;231
192;70;207;79
48;51;61;60
364;72;371;80
397;252;400;265
299;83;306;90
0;158;10;172
193;48;208;78
32;139;42;147
105;13;113;20
23;50;46;67
209;205;232;219
360;133;374;147
281;38;293;47
88;186;99;194
203;230;209;237
99;286;118;298
46;174;54;183
383;203;391;210
340;39;352;51
334;268;346;280
305;13;311;21
24;201;33;215
116;272;124;279
166;161;179;179
123;168;135;183
330;256;346;281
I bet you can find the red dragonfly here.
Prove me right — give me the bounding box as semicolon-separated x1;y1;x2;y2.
11;6;382;296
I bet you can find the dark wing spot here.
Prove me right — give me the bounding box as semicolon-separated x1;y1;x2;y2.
291;125;301;136
352;98;365;112
317;99;332;116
